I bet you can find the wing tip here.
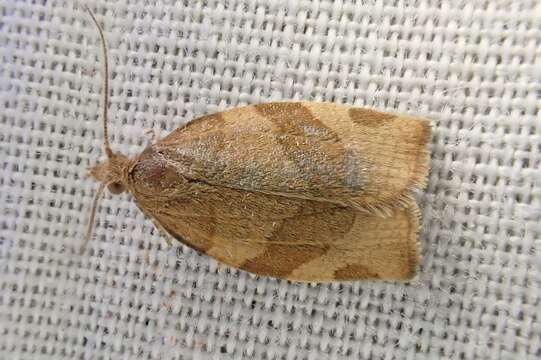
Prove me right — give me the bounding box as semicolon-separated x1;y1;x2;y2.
409;117;432;190
348;116;431;216
402;200;422;281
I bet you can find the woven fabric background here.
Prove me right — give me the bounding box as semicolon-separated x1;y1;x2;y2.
1;0;540;359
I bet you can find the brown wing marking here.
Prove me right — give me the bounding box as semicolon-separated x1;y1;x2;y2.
238;204;356;278
348;108;396;128
334;264;379;280
254;103;363;191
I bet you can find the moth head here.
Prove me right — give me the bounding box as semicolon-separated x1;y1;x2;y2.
83;7;133;254
83;153;131;255
88;153;131;195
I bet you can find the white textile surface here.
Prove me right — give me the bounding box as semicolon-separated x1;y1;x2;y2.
1;1;540;359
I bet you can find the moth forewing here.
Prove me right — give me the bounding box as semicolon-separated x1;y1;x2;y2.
129;164;423;282
151;102;430;215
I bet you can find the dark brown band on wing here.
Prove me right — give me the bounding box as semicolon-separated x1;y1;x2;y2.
348;108;396;128
334;263;379;280
240;203;357;278
255;102;339;140
240;244;330;279
254;102;354;190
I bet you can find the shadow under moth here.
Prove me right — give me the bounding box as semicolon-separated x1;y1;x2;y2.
83;8;431;282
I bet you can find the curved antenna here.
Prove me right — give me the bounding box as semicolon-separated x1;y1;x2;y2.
85;5;113;158
81;181;107;255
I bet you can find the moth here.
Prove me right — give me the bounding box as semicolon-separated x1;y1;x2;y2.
83;8;431;282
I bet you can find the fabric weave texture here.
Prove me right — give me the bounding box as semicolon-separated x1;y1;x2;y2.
1;1;540;359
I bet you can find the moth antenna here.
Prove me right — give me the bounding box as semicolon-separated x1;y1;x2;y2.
85;5;113;158
81;182;107;255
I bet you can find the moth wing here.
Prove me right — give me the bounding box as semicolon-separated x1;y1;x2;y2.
136;187;420;282
155;102;430;213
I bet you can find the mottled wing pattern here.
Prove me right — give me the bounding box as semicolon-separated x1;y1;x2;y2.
129;174;419;281
155;102;430;214
153;198;419;282
127;101;430;281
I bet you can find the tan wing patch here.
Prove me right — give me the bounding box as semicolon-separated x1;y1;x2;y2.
286;201;419;281
159;221;213;254
305;102;431;211
169;112;226;137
